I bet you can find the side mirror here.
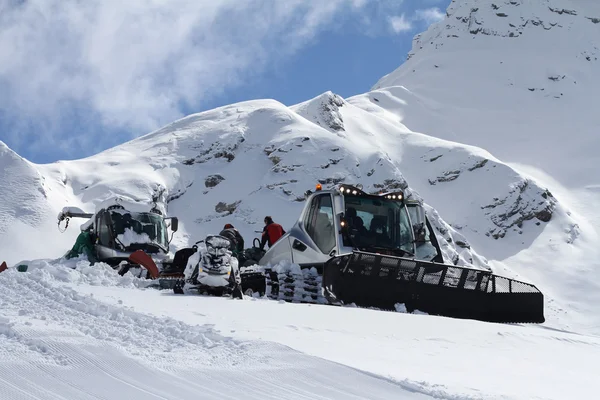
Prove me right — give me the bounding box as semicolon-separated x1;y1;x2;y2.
170;217;179;232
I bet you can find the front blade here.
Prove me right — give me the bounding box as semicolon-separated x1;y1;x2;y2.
322;251;545;324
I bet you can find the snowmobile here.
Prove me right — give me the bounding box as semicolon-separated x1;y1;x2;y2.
234;183;545;324
56;196;179;279
160;235;244;299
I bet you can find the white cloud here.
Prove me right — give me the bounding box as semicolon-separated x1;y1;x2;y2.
0;0;369;158
388;14;413;33
387;5;447;36
414;7;446;25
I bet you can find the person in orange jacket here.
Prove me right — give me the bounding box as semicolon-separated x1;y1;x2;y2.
259;216;286;250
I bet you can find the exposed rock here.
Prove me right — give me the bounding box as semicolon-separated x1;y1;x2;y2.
482;179;556;239
215;200;241;215
468;159;489;171
205;174;225;188
437;170;461;182
318;177;345;185
548;7;577;16
184;137;242;165
265;180;298;190
429;157;491;184
372;178;409;192
455;240;471;249
320;159;342;169
566;224;581;244
263;146;276;156
535;209;552;222
548;75;566;81
319;93;345;132
167;181;194;203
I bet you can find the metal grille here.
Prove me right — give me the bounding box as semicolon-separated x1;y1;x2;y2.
343;251;541;294
323;251;545;323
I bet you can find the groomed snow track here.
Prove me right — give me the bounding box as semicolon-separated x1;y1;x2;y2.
0;265;438;400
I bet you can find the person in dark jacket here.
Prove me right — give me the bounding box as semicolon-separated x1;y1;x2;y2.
259;216;285;250
219;223;245;255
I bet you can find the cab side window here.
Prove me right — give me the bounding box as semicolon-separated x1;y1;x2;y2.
305;194;336;254
97;212;112;247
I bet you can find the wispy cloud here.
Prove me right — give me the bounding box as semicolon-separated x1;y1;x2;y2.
0;0;447;162
414;7;446;24
0;0;371;159
388;6;446;35
389;14;413;33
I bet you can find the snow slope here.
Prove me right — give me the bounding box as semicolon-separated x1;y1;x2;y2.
1;89;584;328
0;141;87;265
0;263;429;400
1;0;599;398
3;261;600;400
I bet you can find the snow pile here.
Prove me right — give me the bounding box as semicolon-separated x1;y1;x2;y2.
69;262;600;400
117;228;153;248
10;257;153;288
0;263;443;400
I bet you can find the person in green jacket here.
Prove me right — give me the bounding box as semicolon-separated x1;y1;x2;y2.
65;230;98;264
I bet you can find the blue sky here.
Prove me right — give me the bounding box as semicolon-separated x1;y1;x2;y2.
0;0;450;164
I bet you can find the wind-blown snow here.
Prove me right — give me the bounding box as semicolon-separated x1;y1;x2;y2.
117;228;153;247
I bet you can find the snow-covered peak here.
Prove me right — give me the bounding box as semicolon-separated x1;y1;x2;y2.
3;90;562;278
371;0;599;189
292;91;347;135
361;0;600;333
382;0;600;67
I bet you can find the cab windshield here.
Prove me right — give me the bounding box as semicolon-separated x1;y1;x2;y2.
343;195;414;255
109;210;168;250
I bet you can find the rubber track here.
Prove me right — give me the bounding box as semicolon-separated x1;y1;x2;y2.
264;268;328;305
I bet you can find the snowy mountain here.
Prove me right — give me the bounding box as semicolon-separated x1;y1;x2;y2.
365;0;600;334
1;92;564;277
1;0;600;398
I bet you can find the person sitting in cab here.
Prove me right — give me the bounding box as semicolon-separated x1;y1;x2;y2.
259;216;285;251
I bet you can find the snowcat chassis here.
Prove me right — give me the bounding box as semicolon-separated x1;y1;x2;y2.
321;251;545;324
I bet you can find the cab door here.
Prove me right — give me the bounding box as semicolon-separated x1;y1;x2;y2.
291;192;337;267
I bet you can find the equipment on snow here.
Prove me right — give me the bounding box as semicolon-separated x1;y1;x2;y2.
0;262;6;274
57;197;179;279
159;235;244;299
150;182;543;324
128;250;160;279
233;183;545;324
